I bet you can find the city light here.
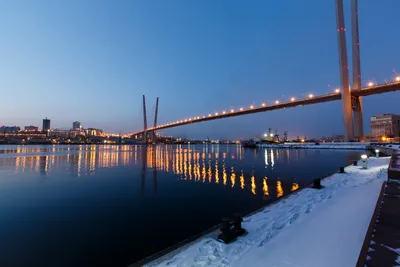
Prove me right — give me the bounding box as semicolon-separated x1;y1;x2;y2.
368;81;374;87
308;94;314;98
335;88;340;93
264;133;268;137
275;100;279;104
290;97;295;101
396;76;400;82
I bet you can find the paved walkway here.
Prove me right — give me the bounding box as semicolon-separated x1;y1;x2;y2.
357;151;400;267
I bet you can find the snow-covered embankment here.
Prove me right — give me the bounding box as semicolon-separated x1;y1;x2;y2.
146;157;390;267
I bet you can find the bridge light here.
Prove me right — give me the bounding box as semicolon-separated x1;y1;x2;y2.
239;108;244;111
261;103;266;107
222;111;226;114
230;109;234;113
308;94;314;98
395;76;400;82
335;89;340;93
290;97;295;101
368;82;374;87
208;114;212;117
215;112;219;116
203;116;205;118
184;119;187;122
275;100;279;104
250;105;254;109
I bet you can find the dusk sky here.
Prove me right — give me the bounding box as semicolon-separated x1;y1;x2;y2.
1;0;399;139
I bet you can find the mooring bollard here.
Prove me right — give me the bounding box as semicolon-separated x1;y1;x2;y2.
218;218;235;244
375;149;380;158
340;167;345;173
312;178;323;189
353;161;358;166
232;213;246;236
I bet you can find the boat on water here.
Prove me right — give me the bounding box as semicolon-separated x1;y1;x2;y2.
241;139;258;148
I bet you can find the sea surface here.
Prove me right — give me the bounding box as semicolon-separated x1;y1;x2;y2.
0;144;369;267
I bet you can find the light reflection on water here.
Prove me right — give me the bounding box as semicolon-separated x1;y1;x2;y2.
0;144;308;197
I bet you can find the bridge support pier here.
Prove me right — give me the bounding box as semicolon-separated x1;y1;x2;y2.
353;97;363;141
335;0;354;141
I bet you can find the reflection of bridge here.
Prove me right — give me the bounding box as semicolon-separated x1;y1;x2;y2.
133;0;399;142
1;144;300;197
133;81;400;139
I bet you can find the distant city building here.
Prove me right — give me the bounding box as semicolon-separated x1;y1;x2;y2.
0;126;21;134
24;125;39;132
42;117;51;132
85;128;103;136
331;134;345;142
72;121;82;131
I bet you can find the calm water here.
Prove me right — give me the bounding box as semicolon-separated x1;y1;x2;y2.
0;144;367;267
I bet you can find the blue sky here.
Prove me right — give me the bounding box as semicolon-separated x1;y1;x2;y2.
0;0;399;139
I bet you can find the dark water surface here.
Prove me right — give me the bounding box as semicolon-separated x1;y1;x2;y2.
0;144;368;267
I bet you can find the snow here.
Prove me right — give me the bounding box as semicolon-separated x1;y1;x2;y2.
145;157;390;267
259;142;370;150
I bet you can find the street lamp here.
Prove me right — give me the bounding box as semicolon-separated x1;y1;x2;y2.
375;149;380;158
368;82;374;87
361;154;368;169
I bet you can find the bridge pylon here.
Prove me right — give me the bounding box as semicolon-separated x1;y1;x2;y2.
335;0;354;141
142;95;148;144
351;0;363;141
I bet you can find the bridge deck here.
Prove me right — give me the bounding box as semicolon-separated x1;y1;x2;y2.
133;81;400;136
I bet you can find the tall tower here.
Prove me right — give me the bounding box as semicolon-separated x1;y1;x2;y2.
335;0;354;141
143;95;148;144
351;0;364;141
153;97;159;140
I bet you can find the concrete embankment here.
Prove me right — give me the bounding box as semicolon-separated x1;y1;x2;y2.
259;142;370;150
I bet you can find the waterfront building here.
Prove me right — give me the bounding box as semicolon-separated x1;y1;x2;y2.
50;129;81;139
370;114;400;138
85;128;103;136
42;118;51;132
24;125;39;132
365;114;400;142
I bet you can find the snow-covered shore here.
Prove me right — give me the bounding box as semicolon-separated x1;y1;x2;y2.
145;157;390;267
259;142;370;150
